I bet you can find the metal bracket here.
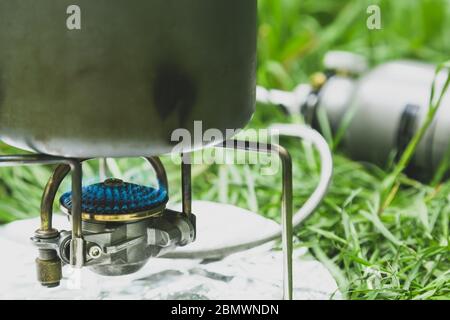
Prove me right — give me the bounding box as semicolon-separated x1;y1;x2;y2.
180;140;294;300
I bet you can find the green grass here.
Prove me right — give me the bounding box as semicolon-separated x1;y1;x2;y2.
0;0;449;300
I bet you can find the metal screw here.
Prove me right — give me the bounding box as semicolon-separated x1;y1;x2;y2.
88;245;102;259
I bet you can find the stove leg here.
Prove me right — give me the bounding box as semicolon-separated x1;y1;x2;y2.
68;160;84;268
99;158;108;181
181;153;192;216
217;140;294;300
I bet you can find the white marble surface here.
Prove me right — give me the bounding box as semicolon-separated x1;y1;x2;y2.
0;201;341;300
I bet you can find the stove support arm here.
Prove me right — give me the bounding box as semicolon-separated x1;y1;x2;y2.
219;140;294;300
0;154;84;285
166;142;294;300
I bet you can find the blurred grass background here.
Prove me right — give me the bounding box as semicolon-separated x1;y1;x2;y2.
0;0;449;299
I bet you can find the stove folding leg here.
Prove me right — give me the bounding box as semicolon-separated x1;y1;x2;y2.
167;142;294;299
181;153;192;216
215;140;294;300
68;160;84;268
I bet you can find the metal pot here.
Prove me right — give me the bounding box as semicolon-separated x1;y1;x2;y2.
0;0;257;157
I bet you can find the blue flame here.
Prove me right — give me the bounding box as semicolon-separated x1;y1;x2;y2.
60;181;168;215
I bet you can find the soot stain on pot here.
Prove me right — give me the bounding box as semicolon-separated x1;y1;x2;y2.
153;63;196;129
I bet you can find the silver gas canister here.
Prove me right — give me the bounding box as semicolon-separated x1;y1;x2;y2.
258;52;450;179
317;56;450;178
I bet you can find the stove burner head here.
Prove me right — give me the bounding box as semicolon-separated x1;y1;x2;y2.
60;178;168;222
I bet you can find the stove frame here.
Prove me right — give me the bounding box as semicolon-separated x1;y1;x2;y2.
0;139;294;300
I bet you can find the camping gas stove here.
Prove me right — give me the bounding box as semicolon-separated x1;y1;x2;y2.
0;137;321;300
30;156;196;287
